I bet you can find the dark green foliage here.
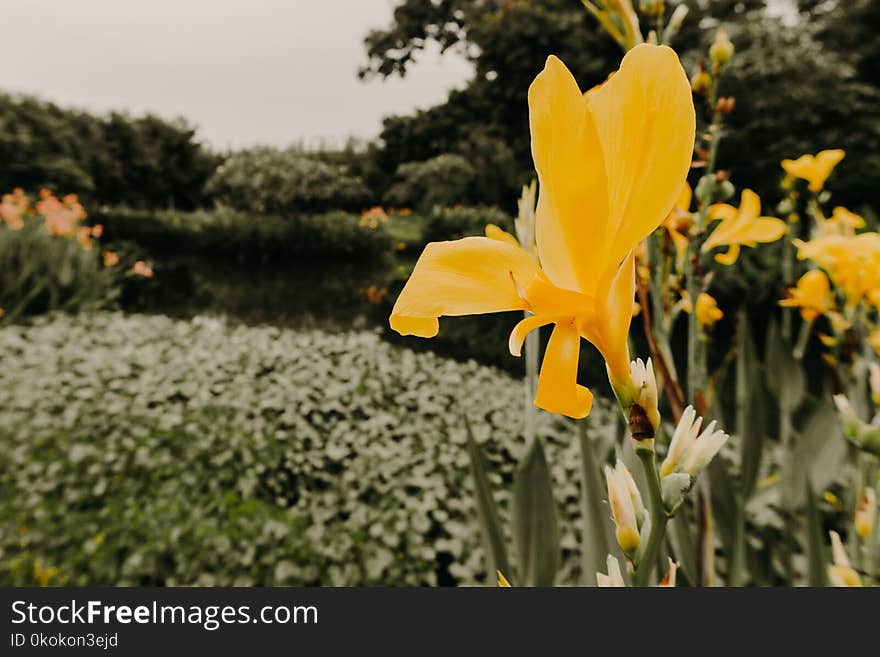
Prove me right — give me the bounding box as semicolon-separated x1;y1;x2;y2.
205;147;372;214
91;207;392;262
0;93;219;210
384;153;475;211
421;205;513;243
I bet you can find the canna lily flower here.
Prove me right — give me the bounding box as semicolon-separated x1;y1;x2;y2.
827;531;861;587
682;292;724;330
604;460;646;555
779;270;834;322
663;182;692;268
703;189;787;265
781;149;845;193
389;45;695;419
596;555;626;587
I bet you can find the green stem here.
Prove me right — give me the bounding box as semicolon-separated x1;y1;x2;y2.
633;449;668;586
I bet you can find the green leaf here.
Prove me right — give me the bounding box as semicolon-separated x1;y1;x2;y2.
781;399;847;509
765;320;806;414
738;310;770;500
577;422;616;586
512;438;559;586
803;479;828;587
464;417;512;586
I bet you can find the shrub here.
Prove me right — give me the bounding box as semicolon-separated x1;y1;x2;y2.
205;147;372;214
422;205;514;244
0;312;619;586
91;207;393;262
384;153;476;211
0;190;122;321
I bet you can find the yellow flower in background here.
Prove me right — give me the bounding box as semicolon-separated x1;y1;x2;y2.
663;182;692;267
389;45;695;418
827;531;861;587
815;206;865;237
781;149;845;192
33;560;59;587
703;189;787;265
102;251;120;267
779;270;834;322
682;292;724;330
795;232;880;308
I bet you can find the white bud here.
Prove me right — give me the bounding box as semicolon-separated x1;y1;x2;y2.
597;555;626;587
605;461;645;555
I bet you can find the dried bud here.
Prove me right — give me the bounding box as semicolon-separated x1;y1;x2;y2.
716;96;736;115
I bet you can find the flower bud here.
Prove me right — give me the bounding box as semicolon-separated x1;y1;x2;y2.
834;394;880;456
596;555;626;587
715;96;736;115
604;461;646;556
710;28;734;68
666;4;688;34
691;70;711;95
629;357;661;439
827;531;862;587
855;488;876;540
639;0;665;19
660;406;729;483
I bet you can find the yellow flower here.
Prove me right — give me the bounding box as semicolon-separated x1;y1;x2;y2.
779;270;834;322
781;149;845;193
815;206;866;237
389;45;695;418
683;292;724;330
663;182;692;268
33;560;59;587
102;250;120;267
827;531;861;587
497;570;512;587
795;232;880;308
703;189;787;265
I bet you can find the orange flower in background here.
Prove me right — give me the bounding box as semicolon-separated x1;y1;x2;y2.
103;251;120;267
781;149;845;192
389;44;695;418
703;189;787;265
38;191;87;238
91;224;104;238
0;188;29;230
779;270;834;322
132;261;154;278
363;285;388;304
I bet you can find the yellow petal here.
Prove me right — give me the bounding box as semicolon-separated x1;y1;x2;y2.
714;243;740;265
586;44;696;277
592;252;636;386
389;237;538;337
485;223;521;247
750;217;788;243
508;313;558;357
534;320;593;419
529;55;608;292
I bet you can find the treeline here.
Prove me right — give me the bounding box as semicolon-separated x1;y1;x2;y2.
0;93;220;210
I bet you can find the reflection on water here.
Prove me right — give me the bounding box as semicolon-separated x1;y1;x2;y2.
123;254;394;331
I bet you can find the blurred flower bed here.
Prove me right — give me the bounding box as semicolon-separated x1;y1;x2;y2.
0;312;621;586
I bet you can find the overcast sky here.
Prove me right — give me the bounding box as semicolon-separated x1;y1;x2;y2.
0;0;473;150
